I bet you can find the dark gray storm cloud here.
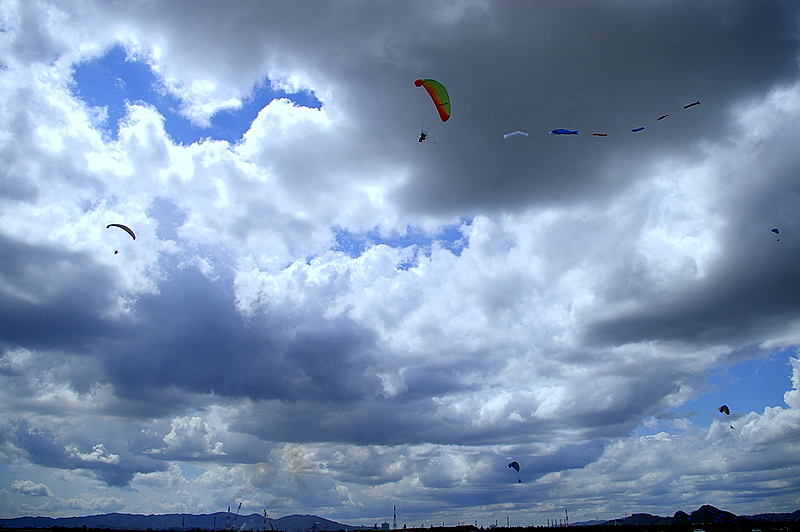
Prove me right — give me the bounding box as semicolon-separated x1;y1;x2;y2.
96;267;383;411
385;1;800;213
0;235;120;351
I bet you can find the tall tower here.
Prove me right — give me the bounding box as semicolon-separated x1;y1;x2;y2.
565;509;569;527
393;506;397;530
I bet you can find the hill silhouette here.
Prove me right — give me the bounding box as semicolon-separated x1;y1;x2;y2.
603;505;753;526
1;506;798;532
0;513;366;532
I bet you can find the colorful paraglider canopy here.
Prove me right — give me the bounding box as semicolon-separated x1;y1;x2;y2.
414;78;451;122
508;461;520;472
631;126;646;132
718;405;730;415
106;223;136;240
771;228;780;235
550;129;579;135
503;130;529;139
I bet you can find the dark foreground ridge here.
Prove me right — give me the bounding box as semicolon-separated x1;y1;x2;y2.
1;506;799;532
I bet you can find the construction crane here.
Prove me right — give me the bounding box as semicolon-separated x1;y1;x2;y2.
232;503;242;531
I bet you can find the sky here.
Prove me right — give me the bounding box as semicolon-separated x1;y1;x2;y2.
1;0;800;527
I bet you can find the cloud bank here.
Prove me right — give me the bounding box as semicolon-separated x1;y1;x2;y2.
1;0;799;525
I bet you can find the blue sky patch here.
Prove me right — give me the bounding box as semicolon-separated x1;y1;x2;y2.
333;222;469;262
642;349;796;436
71;44;321;144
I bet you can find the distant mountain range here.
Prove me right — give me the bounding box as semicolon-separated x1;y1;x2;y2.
571;505;800;526
1;506;799;531
0;513;369;532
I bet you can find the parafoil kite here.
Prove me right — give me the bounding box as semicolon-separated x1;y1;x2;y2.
657;114;669;120
414;79;451;122
550;129;579;135
684;101;700;109
592;133;608;137
631;126;646;132
503;130;529;139
508;461;520;472
106;223;136;240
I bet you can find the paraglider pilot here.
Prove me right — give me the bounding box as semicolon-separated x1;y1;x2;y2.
418;130;428;143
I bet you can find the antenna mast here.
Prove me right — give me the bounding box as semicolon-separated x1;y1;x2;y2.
393;506;397;530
